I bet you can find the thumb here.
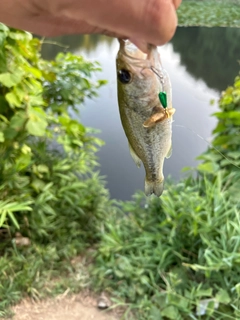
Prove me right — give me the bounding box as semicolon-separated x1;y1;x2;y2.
50;0;179;46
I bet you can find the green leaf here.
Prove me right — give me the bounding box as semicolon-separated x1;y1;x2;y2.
235;78;240;89
197;161;219;173
0;31;6;48
24;66;42;79
227;151;240;160
196;288;213;298
0;201;32;227
114;269;124;278
98;79;108;86
37;164;49;173
206;300;215;316
31;179;46;192
161;306;179;319
5;91;22;107
0;23;9;32
26;119;47;136
7;211;20;229
8;31;32;41
140;275;150;285
15;153;32;171
0;72;23;87
150;306;163;319
4;111;27;139
9;111;26;129
26;107;48;136
27;94;44;106
235;283;240;297
167;292;189;310
215;289;231;304
0;132;4;142
227;111;240;119
181;166;193;172
0;210;7;227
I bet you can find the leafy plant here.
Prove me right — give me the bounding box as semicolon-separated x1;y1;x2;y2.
0;23;113;316
92;172;240;319
197;74;240;175
0;23;107;232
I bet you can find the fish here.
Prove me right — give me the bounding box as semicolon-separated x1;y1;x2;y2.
116;39;175;197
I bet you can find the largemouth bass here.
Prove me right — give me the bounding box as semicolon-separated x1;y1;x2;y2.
116;40;175;196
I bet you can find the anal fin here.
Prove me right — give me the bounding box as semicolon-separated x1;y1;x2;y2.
129;143;141;168
166;143;172;159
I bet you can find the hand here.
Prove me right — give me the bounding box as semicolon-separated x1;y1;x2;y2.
0;0;181;50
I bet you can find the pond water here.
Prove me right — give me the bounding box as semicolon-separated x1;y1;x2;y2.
41;27;240;200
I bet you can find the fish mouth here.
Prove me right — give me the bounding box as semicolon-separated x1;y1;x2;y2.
118;39;148;60
117;39;161;76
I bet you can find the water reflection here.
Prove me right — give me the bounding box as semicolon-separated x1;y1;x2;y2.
41;27;240;200
171;27;240;91
41;34;113;60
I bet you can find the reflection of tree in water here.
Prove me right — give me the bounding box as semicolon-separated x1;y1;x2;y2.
40;34;114;60
40;28;240;92
171;27;240;91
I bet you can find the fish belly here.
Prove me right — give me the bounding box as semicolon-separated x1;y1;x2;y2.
119;106;172;196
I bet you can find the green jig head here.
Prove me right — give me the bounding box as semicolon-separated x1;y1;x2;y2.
159;91;167;109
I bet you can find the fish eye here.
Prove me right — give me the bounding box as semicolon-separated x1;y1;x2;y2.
118;69;132;84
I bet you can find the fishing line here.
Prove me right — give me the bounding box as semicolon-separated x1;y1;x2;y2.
150;66;164;85
121;47;240;171
174;124;240;171
149;65;240;171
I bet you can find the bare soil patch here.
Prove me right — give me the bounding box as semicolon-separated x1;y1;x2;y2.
8;292;121;320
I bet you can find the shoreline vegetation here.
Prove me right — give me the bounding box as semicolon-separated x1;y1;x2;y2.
1;2;240;318
178;0;240;27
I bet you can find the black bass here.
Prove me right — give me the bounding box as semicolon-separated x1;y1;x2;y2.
116;40;175;196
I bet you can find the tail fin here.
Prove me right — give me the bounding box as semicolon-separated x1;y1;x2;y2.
145;178;164;197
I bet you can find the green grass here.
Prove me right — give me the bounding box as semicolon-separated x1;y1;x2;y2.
2;171;240;319
0;173;113;318
91;172;240;319
0;243;90;317
178;0;240;27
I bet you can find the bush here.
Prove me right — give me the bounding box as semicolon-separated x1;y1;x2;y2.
0;25;112;316
0;23;107;235
198;75;240;173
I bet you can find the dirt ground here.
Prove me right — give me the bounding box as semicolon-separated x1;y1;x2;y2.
8;292;122;320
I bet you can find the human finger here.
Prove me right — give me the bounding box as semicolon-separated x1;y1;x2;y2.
44;0;179;45
172;0;182;9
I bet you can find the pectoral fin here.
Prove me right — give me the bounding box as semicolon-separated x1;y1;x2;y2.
129;143;141;168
